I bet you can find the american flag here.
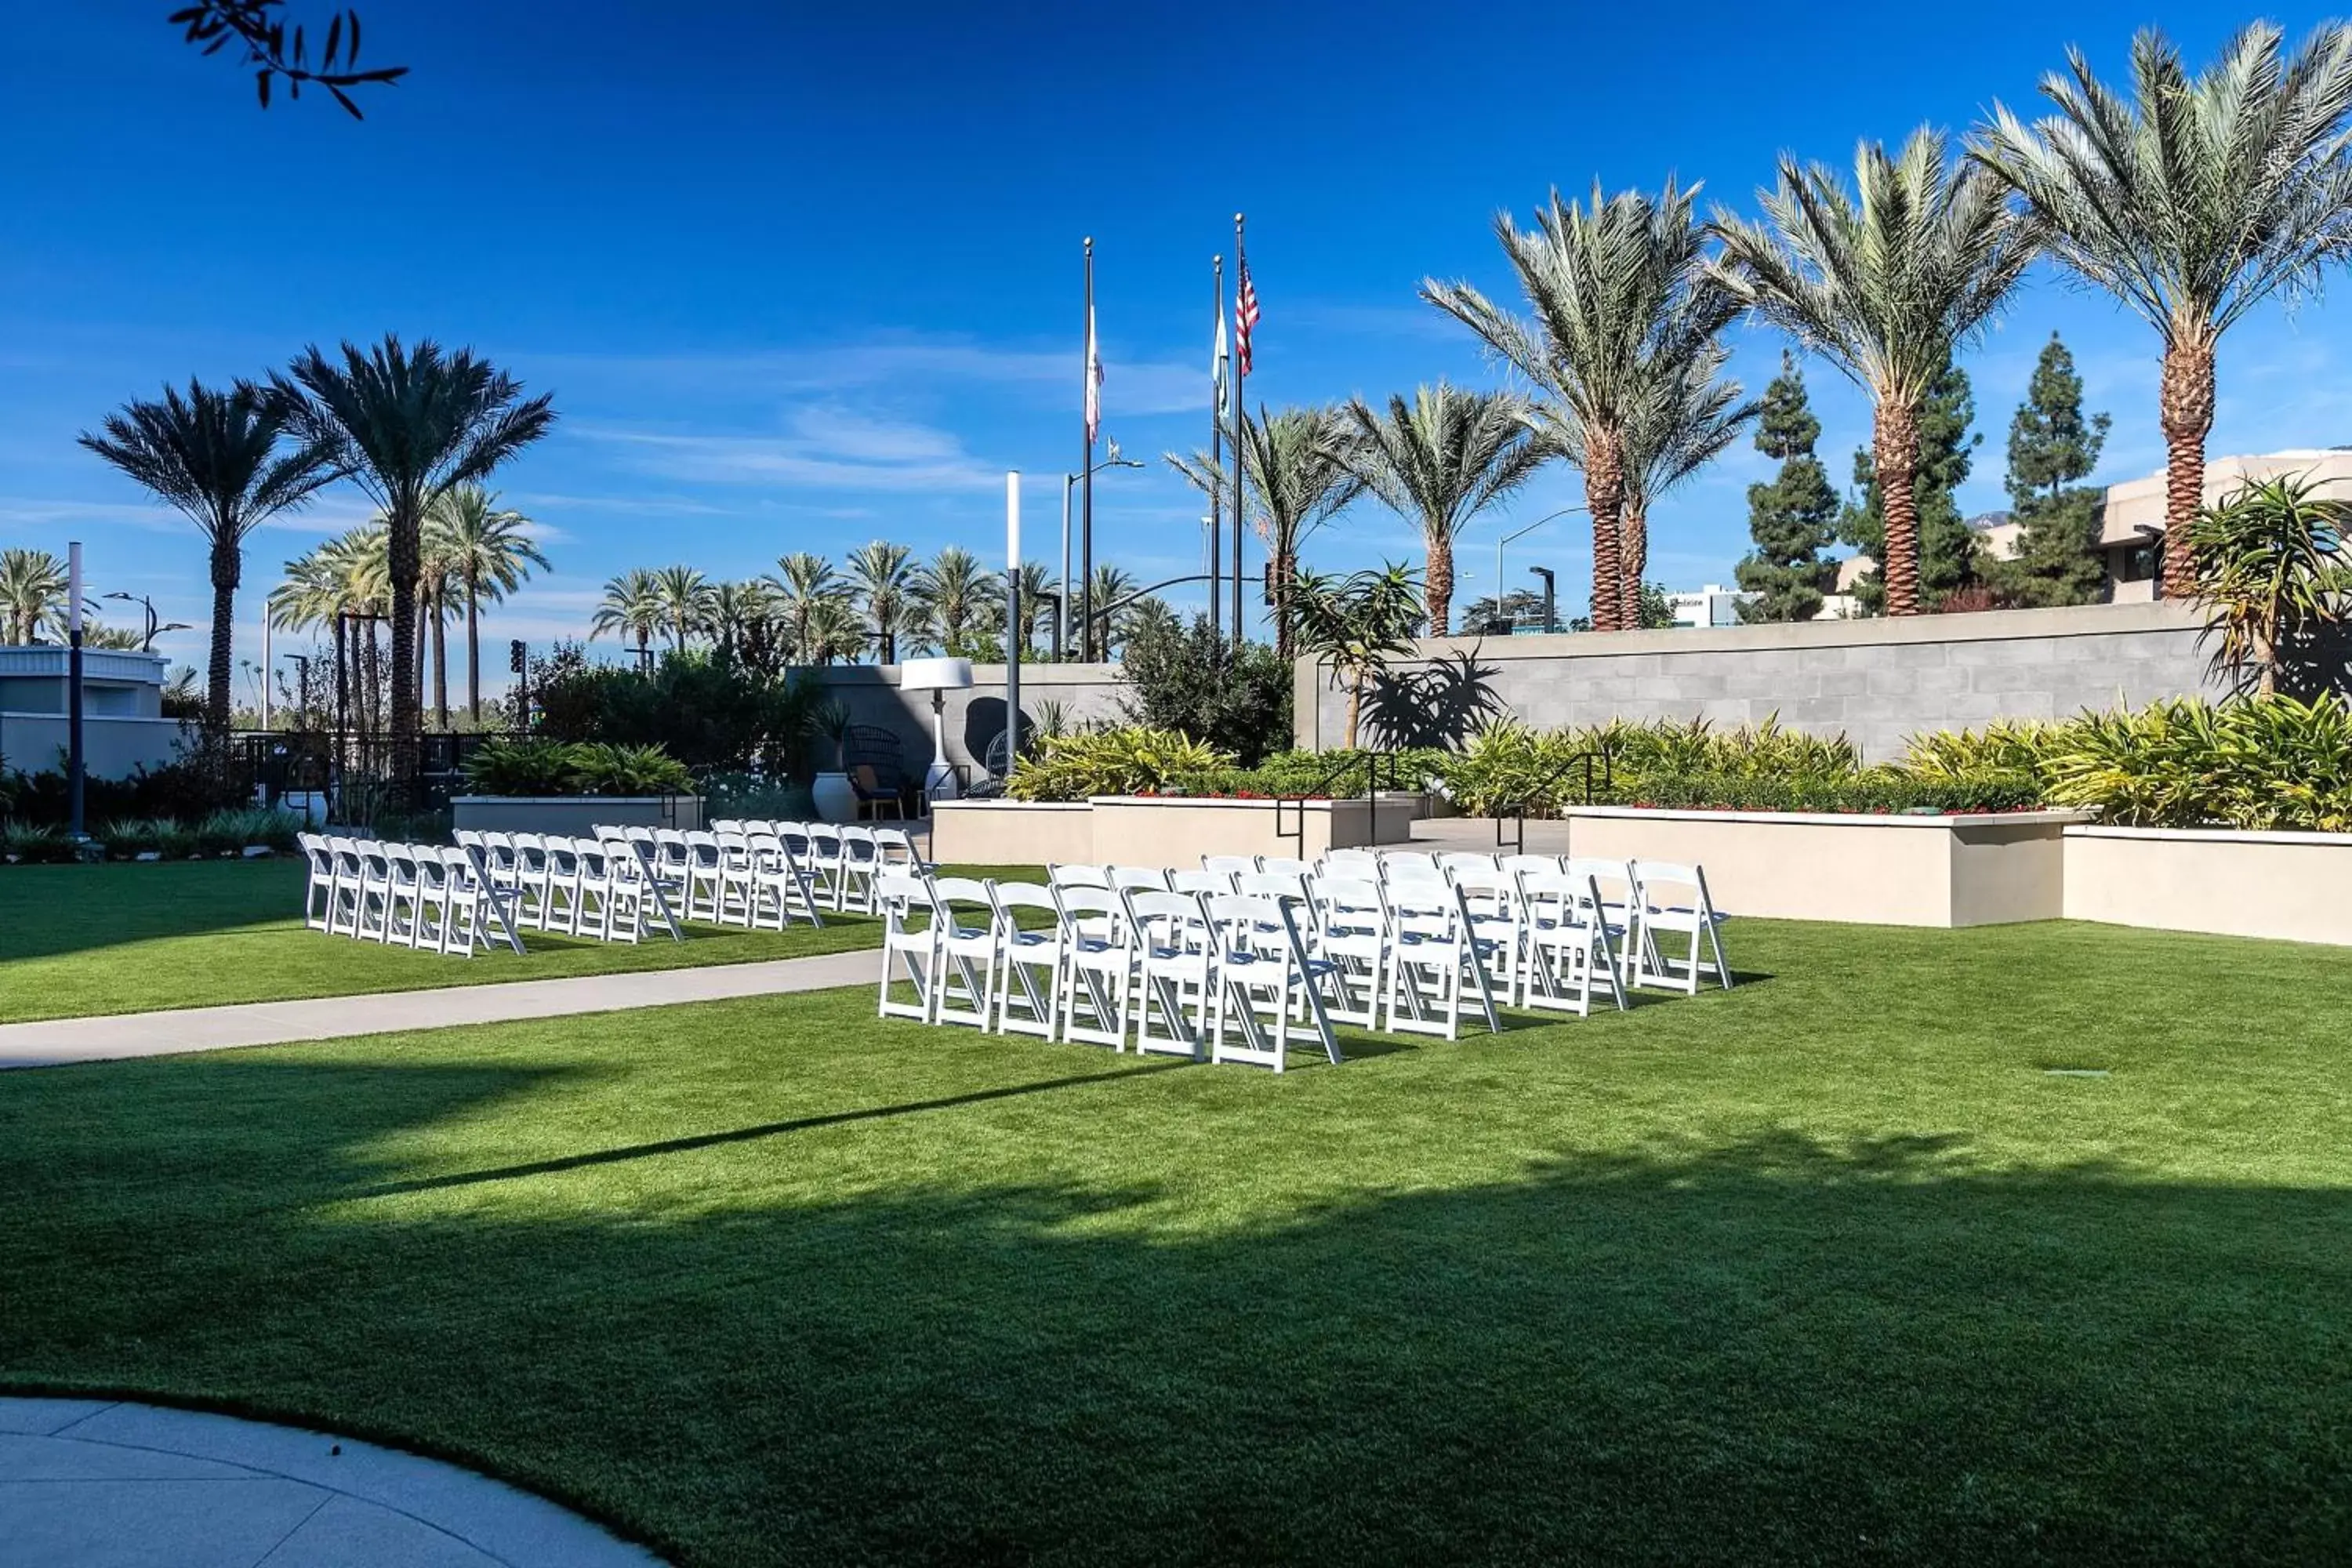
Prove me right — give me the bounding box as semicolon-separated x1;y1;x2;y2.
1084;303;1103;441
1234;246;1259;377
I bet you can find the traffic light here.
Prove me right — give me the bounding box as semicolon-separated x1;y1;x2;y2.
508;639;527;674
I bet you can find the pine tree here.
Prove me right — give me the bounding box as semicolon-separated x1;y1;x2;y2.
1840;362;1981;613
1734;354;1839;622
1987;332;2112;607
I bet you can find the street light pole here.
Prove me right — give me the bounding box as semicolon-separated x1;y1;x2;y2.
1495;506;1588;631
67;542;85;843
1004;472;1022;777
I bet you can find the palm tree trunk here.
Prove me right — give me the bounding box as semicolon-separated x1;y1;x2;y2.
466;578;482;721
1620;506;1649;631
1273;545;1298;661
1875;400;1922;617
1583;433;1627;633
1425;525;1454;638
2159;331;2216;602
385;503;420;789
431;589;449;729
206;539;240;736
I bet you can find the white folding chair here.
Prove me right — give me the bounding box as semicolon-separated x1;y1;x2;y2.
1378;851;1443;885
681;832;727;924
576;842;622;941
325;836;367;937
1500;853;1566;885
1630;860;1733;993
1048;863;1110;890
380;843;423;946
877;870;942;1022
652;828;694;909
1448;865;1529;1004
1438;851;1501;878
298;833;336;931
1123;888;1212;1059
746;831;824;931
1318;849;1379;880
989;882;1066;1040
805;825;849;911
1516;869;1626;1016
510;833;554;931
347;839;390;940
1236;869;1308;906
1204;892;1339;1071
1171;868;1235;897
1384;880;1500;1040
542;838;587;936
1109;866;1172;895
1256;856;1312;879
712;830;757;927
434;845;492;956
1305;874;1388;1030
1054;885;1134;1050
1202;855;1258;880
873;826;922;874
929;876;1001;1030
838;826;881;913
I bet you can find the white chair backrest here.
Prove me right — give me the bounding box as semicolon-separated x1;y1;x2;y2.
1109;866;1172;892
1380;851;1441;882
1049;863;1110;888
1438;852;1500;877
1171;868;1235;896
1566;857;1637;902
1122;887;1207;950
872;827;918;868
1500;853;1565;881
1201;855;1258;879
1054;883;1127;933
989;880;1060;931
1319;849;1379;879
1236;870;1307;904
1256;856;1312;878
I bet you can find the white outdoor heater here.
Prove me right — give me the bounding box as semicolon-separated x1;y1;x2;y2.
899;655;974;802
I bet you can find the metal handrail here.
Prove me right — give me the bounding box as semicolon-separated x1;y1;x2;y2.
1495;749;1615;855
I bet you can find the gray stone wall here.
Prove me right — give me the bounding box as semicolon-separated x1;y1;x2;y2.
1294;602;2230;761
807;662;1128;781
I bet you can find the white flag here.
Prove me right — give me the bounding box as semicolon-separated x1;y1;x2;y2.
1085;304;1103;441
1213;307;1229;419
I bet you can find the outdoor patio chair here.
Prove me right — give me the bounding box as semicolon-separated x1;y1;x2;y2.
380;843;424;946
1384;880;1501;1040
542;838;587;936
1122;888;1214;1059
804;825;848;911
1515;869;1625;1017
989;881;1066;1040
1054;885;1134;1049
839;826;881;913
928;876;1002;1030
851;764;905;820
1629;861;1733;994
1305;874;1388;1030
1204;892;1339;1071
877;869;941;1023
298;833;336;931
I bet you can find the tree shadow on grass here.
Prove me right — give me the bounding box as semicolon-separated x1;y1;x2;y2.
6;1047;2350;1566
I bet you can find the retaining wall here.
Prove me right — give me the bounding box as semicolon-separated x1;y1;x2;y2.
1296;601;2229;761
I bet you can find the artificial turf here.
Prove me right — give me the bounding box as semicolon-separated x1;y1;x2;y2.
5;916;2349;1564
0;858;1014;1022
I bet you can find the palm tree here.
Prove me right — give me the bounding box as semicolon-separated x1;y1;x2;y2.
0;549;71;644
415;523;463;727
1711;130;2035;615
1014;561;1063;656
710;579;779;662
1603;342;1757;624
1425;179;1734;630
912;546;1000;656
649;564;717;652
425;485;546;720
1292;563;1425;750
275;336;554;775
1166;405;1363;658
590;568;664;663
270;527;390;732
800;595;869;665
768;552;851;662
1340;383;1542;637
1973;22;2352;599
845;541;918;663
77;379;341;731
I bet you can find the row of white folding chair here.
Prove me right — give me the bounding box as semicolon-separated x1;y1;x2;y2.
709;821;922;899
301;833;517;956
877;873;1344;1072
455;829;681;943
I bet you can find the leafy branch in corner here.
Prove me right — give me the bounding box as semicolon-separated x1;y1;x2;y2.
169;2;408;118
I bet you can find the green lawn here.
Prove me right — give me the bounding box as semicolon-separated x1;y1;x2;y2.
0;860;892;1022
5;918;2350;1563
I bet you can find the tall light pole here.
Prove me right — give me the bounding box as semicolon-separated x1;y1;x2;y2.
1495;506;1587;631
1004;471;1022;777
67;542;85;843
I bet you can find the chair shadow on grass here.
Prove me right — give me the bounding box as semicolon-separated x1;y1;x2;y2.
9;1060;2350;1567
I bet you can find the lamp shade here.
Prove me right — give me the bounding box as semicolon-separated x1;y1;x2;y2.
899;656;975;691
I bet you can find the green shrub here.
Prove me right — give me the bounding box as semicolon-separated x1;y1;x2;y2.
1007;728;1234;801
1118;615;1294;767
1627;768;2043;815
1900;720;2070;783
568;742;695;796
199;807;307;852
1210;747;1451;798
463;738;580;796
3;822;74;863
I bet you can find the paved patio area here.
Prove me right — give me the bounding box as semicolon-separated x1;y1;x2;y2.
0;1398;659;1566
0;949;879;1069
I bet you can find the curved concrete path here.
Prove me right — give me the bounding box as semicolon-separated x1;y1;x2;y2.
0;1397;661;1566
0;949;878;1069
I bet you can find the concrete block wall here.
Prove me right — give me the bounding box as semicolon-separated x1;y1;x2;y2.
1295;601;2230;761
806;662;1127;780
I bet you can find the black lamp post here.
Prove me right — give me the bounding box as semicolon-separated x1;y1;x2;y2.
102;591;190;652
1528;566;1558;634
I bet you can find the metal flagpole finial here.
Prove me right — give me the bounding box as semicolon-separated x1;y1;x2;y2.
1084;235;1094;250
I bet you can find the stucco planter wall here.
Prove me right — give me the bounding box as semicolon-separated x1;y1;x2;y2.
1560;807;2088;927
2063;825;2352;946
928;794;1423;868
450;795;703;836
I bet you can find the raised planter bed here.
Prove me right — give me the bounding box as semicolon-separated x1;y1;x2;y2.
450;795;703;836
929;793;1423;868
1560;806;2089;927
2063;825;2352;946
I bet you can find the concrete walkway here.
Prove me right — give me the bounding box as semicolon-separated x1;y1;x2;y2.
0;1398;661;1566
0;949;878;1070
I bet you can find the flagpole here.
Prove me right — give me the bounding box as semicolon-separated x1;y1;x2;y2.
1214;255;1232;648
1080;236;1096;662
1230;214;1247;653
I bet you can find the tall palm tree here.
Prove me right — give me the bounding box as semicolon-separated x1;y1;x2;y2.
1340;382;1542;637
710;579;779;662
415;523;463;727
1973;23;2352;599
649;564;717;652
1425;179;1734;631
274;336;554;775
0;549;72;644
1167;405;1363;658
270;526;390;733
912;546;1000;656
846;541;918;663
1530;340;1758;626
768;552;858;663
425;484;546;720
589;568;664;663
1014;561;1063;656
800;595;869;665
78;379;340;731
1712;130;2035;615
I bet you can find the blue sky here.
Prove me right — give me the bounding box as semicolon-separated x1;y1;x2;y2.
5;1;2349;695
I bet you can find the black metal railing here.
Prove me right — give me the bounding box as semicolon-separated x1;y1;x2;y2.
1272;749;1431;850
227;729;528;822
1495;750;1615;855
